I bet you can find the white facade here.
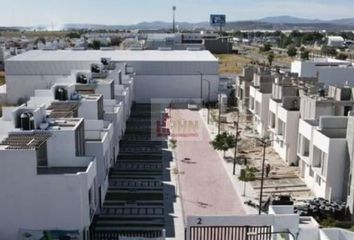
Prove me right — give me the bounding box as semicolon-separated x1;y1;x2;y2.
327;36;345;47
291;59;354;87
0;110;98;239
269;98;300;165
249;85;272;137
4;50;219;104
298;117;348;201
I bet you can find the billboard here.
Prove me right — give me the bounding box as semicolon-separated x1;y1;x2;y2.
210;14;226;27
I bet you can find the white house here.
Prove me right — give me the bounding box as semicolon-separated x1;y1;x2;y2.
291;58;354;87
298;116;348;201
269;77;300;165
0;108;98;239
249;68;273;137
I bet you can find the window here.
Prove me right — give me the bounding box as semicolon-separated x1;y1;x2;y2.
316;175;321;186
75;121;85;156
321;158;327;177
344;106;353;116
303;137;310;157
309;167;314;177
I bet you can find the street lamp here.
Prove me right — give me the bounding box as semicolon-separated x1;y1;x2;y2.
255;137;283;215
232;110;240;175
218;93;221;135
247;229;298;240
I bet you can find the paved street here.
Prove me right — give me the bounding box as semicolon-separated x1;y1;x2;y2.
171;109;246;218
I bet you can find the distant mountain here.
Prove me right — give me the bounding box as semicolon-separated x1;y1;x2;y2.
330;18;354;26
3;16;354;32
259;16;323;24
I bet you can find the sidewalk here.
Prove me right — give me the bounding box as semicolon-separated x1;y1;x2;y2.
171;109;246;219
199;108;259;215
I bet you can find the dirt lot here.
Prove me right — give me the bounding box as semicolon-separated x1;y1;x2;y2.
215;54;252;75
0;71;5;85
0;31;67;39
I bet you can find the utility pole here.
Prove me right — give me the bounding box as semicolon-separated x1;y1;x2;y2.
200;72;203;104
207;80;211;124
259;140;267;215
172;6;176;33
232;110;240;175
218;94;221;135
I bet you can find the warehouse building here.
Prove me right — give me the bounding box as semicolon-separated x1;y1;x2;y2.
4;50;219;104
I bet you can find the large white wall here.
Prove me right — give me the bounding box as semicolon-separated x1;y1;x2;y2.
134;75;219;103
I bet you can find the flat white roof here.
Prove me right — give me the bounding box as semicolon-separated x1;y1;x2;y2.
7;50;217;62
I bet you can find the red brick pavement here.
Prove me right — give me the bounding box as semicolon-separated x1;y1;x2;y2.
171;109;246;218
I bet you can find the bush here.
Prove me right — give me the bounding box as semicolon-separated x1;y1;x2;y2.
321;46;337;56
336;53;348;60
287;45;297;57
260;43;272;52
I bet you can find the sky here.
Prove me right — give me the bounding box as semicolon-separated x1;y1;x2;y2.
1;0;354;27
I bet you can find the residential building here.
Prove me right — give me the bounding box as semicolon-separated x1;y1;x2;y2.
298;116;348;201
298;86;354;202
235;65;255;113
249;67;273;137
0;106;97;239
291;58;354;87
269;76;300;165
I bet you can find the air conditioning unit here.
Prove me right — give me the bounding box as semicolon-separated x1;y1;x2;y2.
101;57;111;66
76;73;89;84
19;112;34;131
54;87;68;101
91;64;102;73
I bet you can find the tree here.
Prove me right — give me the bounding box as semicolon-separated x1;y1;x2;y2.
287;45;297;57
89;40;101;50
169;139;177;149
300;50;310;60
66;32;81;39
260;43;272;52
111;36;122;46
336;53;348;60
321;46;337;56
267;51;275;66
210;132;236;157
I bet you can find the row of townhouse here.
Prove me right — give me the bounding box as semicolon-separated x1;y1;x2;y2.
0;49;220;239
236;61;354;217
0;58;134;240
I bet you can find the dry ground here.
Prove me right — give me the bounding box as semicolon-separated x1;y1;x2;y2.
215;54;252;75
0;31;67;39
0;71;5;86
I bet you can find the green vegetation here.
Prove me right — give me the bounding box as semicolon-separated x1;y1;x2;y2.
169;139;177;149
267;51;275;66
0;74;5;86
318;217;354;232
337;53;348;60
287;45;297;57
278;31;325;48
321;45;338;56
210;132;236;157
88;40;101;50
239;167;257;182
66;32;81;39
259;43;272;52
